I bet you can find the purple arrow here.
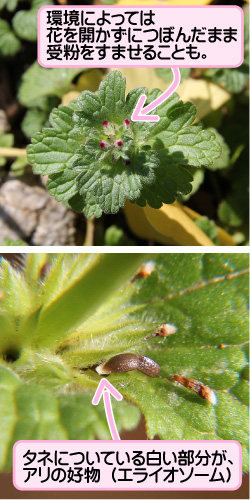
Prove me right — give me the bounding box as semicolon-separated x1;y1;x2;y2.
92;379;123;441
131;67;180;123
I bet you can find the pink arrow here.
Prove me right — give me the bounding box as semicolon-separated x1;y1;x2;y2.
92;379;123;441
131;67;180;123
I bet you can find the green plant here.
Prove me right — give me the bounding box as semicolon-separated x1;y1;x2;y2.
27;71;221;218
104;225;135;246
194;216;219;244
1;238;28;245
0;18;20;56
0;0;53;57
0;132;29;175
0;253;249;471
17;63;89;139
0;132;14;167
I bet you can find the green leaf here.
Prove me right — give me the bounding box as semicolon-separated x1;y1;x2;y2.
0;259;39;329
0;131;14;167
27;71;221;217
1;238;29;246
100;0;117;4
72;148;158;217
12;10;37;42
0;365;140;470
10;156;29;176
204;128;230;170
46;168;79;202
178;166;204;202
217;144;248;235
18;62;86;105
12;0;53;42
0;254;249;472
218;200;243;227
21;95;60;138
98;69;126;119
0;0;21;11
27;118;84;176
194;216;219;244
150;122;221;168
243;14;249;66
204;67;249;94
155;68;191;83
134;155;193;209
0;18;20;56
21;109;50;138
104;225;135;246
0;131;14;148
108;254;249;469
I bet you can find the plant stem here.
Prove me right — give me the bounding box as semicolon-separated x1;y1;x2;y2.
0;147;26;158
84;216;95;246
32;253;152;348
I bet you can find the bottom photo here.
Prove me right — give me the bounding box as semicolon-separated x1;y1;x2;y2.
0;252;249;499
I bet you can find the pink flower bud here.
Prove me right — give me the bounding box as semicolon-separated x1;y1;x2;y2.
102;121;109;127
125;120;130;125
117;140;123;147
100;142;106;148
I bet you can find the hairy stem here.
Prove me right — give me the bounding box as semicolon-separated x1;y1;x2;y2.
32;253;151;348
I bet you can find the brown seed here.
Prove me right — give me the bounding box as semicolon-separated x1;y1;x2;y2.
96;354;139;375
96;353;160;377
153;323;177;337
131;262;155;281
173;375;217;405
137;355;161;377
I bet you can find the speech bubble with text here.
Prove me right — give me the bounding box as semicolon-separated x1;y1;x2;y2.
13;440;242;491
38;6;243;69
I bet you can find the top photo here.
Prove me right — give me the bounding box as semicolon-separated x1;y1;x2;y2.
0;0;249;246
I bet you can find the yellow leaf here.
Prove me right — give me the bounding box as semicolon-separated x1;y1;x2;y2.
111;67;167;94
110;68;231;120
124;201;214;245
182;205;236;246
175;78;231;121
75;69;104;93
61;70;105;105
124;201;236;246
61;91;80;106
